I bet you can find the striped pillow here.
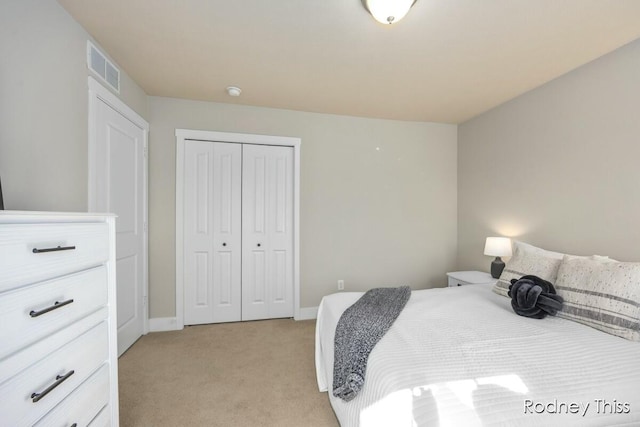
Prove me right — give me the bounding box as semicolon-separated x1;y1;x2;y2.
555;256;640;341
492;245;562;298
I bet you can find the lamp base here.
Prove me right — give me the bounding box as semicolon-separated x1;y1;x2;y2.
491;257;505;279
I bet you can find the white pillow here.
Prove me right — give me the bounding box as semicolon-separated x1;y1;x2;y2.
513;241;609;261
555;256;640;341
492;241;611;298
513;240;564;260
492;244;563;297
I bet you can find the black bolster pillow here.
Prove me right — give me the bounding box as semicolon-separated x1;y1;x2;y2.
508;275;564;319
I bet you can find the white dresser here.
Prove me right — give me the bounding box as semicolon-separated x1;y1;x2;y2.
0;211;119;426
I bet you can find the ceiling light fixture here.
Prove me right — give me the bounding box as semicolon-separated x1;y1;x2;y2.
226;86;242;97
361;0;416;25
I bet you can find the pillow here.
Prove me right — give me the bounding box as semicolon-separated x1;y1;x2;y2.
492;244;563;297
513;241;564;260
513;241;609;261
555;256;640;341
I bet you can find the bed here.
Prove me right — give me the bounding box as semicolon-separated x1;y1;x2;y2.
315;284;640;426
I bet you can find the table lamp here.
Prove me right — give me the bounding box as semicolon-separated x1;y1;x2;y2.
484;237;512;278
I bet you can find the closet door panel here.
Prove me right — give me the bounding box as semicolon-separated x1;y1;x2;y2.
183;141;241;324
242;144;293;320
242;148;268;319
267;147;294;318
210;143;242;323
184;142;214;325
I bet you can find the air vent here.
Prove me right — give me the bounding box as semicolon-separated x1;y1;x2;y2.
87;41;120;93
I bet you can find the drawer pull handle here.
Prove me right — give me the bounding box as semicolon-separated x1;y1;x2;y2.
32;245;76;254
30;299;74;318
31;370;75;403
70;424;77;427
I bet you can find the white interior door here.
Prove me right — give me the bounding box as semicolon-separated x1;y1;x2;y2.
242;144;294;320
94;98;146;355
183;141;242;325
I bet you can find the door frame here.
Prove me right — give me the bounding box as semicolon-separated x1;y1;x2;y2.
88;76;150;336
175;129;301;329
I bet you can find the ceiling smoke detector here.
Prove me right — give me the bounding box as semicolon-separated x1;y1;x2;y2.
226;86;242;97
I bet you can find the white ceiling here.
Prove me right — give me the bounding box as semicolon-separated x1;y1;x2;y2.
58;0;640;123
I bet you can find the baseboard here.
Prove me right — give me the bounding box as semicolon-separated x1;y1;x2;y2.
149;317;180;332
151;311;316;327
295;306;318;321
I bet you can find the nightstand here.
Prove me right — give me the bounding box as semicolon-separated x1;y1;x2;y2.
447;271;496;287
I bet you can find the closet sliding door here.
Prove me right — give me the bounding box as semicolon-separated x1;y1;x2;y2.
183;141;242;325
242;144;294;321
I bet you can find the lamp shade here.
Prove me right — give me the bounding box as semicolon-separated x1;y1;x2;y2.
361;0;416;25
484;237;512;257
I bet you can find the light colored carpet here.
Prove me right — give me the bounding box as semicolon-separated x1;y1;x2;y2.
118;319;339;427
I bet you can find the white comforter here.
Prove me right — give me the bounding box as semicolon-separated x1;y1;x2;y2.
315;285;640;427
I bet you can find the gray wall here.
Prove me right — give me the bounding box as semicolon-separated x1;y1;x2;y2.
149;97;458;316
0;0;148;211
458;39;640;271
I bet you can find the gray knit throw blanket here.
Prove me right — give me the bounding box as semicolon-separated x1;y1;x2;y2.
332;286;411;402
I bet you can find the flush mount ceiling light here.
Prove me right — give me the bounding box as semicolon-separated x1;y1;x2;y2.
361;0;417;25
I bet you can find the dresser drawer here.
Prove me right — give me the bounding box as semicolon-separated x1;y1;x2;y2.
0;322;109;426
89;405;111;427
34;364;110;427
447;271;496;287
0;222;109;292
448;277;470;287
0;266;108;360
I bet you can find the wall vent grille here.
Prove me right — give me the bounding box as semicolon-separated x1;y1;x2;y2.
87;41;120;93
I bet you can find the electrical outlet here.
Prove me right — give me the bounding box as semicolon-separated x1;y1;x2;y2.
337;280;344;291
